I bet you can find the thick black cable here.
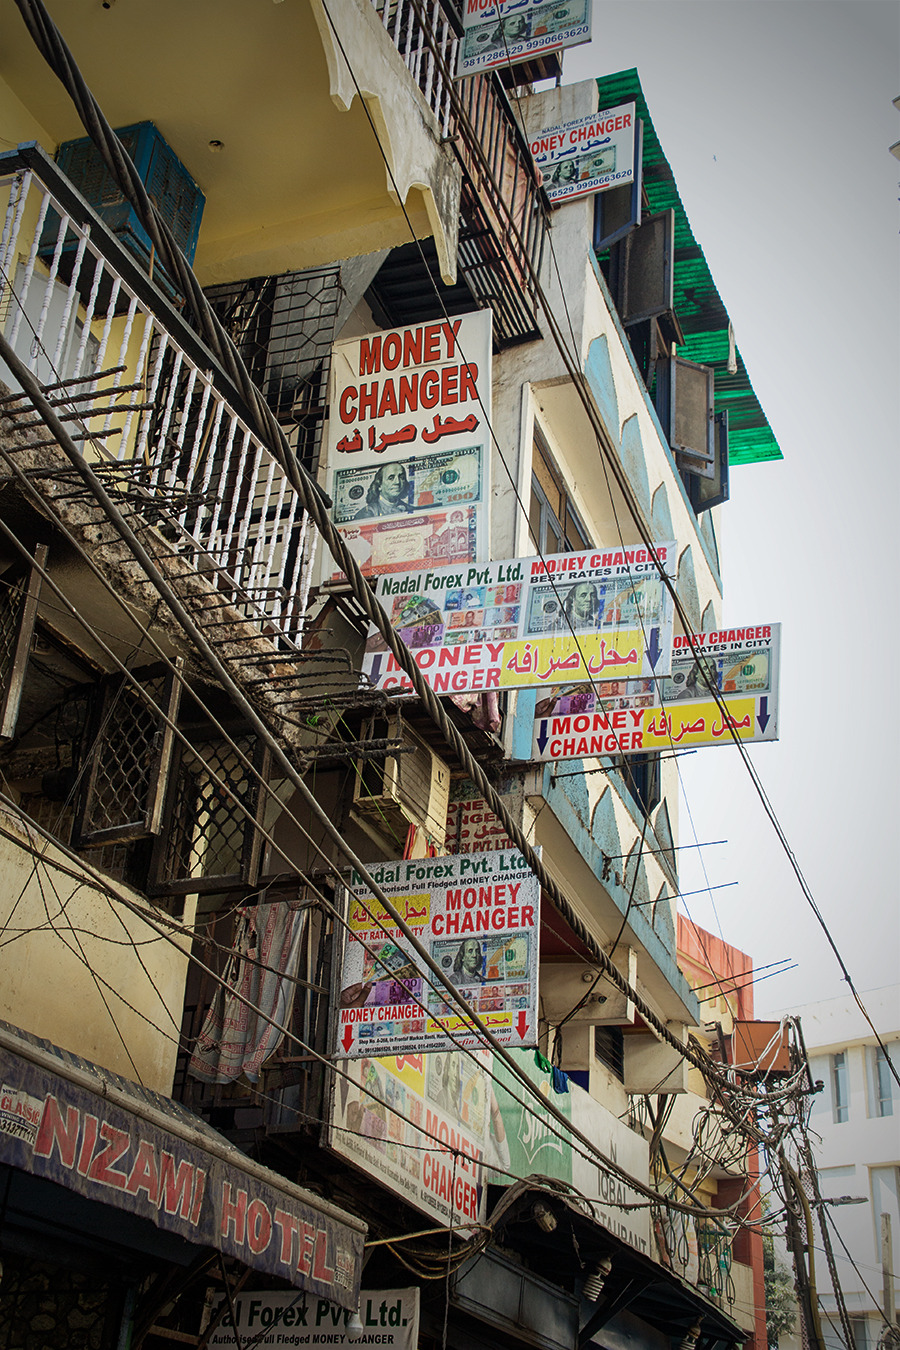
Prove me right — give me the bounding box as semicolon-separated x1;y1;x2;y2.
3;340;762;1221
6;0;734;1082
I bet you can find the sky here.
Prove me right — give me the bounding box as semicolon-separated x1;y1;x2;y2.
563;1;900;1017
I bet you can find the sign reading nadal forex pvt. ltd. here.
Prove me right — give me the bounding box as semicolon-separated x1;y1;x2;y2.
335;851;540;1059
362;543;676;694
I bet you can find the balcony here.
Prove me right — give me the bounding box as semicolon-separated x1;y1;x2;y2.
0;144;325;646
365;0;547;346
0;0;463;284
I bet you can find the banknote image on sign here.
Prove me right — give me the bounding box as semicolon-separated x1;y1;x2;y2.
530;102;637;204
458;0;592;75
325;312;492;580
531;622;781;761
329;1048;508;1227
362;543;676;694
335;851;540;1059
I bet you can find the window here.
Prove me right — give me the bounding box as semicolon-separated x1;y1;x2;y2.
594;1025;625;1082
623;753;661;819
653;359;730;513
832;1051;849;1123
592;118;643;254
205;266;342;473
869;1044;896;1118
528;435;591;557
848;1315;869;1350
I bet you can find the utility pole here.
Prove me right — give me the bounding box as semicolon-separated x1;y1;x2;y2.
882;1213;895;1328
778;1150;826;1350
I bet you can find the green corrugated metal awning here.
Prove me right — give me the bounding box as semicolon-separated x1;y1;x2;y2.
595;68;782;466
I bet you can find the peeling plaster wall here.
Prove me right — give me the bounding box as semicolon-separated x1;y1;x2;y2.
309;0;461;284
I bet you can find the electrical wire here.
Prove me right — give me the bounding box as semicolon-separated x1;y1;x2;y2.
0;2;858;1263
374;0;898;1073
14;0;777;1107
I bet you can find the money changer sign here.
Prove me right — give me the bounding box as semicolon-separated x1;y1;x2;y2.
459;0;592;76
335;851;540;1059
325;312;492;581
532;622;781;760
362;543;676;694
530;102;637;204
207;1288;420;1349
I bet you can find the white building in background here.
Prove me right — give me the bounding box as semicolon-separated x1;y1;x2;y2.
779;987;899;1350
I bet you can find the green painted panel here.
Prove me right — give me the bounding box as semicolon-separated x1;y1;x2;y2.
596;69;782;465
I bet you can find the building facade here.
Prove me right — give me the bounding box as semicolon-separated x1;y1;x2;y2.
777;987;900;1350
0;3;782;1347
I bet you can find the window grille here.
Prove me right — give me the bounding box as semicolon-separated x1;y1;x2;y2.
0;573;27;689
594;1025;625;1081
173;885;332;1132
74;667;180;847
0;546;47;740
151;728;269;894
696;1220;735;1304
205;267;343;474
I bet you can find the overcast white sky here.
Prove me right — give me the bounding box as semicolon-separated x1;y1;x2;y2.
564;1;900;1017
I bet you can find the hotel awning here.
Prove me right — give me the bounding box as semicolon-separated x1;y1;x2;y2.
0;1021;366;1310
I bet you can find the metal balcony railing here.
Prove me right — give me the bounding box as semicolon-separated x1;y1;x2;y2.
371;0;546;345
0;146;325;645
370;0;459;138
173;889;333;1135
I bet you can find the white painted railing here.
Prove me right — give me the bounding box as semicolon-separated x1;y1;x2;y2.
0;153;316;644
369;0;459;137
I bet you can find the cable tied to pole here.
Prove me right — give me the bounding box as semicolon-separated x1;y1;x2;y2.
8;0;773;1089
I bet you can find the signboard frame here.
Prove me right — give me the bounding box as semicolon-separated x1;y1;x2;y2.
206;1288;420;1348
530;103;638;205
457;0;592;77
334;850;541;1060
324;312;492;581
531;622;781;761
362;542;677;695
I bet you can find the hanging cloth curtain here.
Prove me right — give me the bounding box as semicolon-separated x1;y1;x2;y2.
189;900;306;1084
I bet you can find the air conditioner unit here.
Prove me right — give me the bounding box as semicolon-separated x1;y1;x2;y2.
540;963;631;1026
43;121;205;303
352;716;451;851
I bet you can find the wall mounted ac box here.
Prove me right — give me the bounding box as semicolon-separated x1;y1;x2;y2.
352;715;451;852
41;122;205;303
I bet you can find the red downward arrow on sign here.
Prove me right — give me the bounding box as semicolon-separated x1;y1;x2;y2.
516;1011;528;1039
341;1024;354;1054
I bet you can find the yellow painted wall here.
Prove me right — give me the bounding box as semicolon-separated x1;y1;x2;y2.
0;75;56;154
0;805;196;1092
